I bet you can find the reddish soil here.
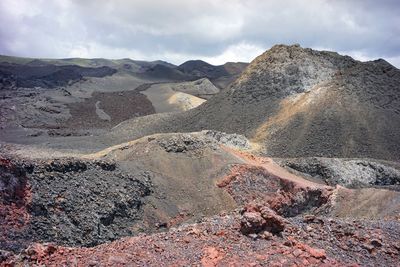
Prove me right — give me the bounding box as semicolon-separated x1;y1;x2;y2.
217;147;334;218
0;159;32;252
222;147;328;188
3;210;399;266
2;146;399;266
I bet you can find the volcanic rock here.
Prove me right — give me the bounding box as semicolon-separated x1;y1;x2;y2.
240;205;288;235
134;44;400;160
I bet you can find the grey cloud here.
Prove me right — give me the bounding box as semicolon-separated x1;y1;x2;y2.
0;0;399;67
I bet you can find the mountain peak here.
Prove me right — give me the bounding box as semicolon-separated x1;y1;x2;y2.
180;45;400;160
232;45;358;100
178;59;214;69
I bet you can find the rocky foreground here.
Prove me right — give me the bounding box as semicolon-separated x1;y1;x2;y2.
1;132;400;266
3;207;399;266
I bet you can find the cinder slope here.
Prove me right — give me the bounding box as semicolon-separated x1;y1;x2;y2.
4;45;399;162
163;44;400;160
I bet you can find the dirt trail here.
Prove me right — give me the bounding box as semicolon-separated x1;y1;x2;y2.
223;146;329;189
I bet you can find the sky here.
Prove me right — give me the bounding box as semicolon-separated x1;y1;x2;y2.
0;0;399;67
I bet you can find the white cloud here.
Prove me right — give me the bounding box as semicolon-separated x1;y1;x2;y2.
0;0;43;17
68;42;145;60
199;42;265;65
65;41;263;66
0;0;399;67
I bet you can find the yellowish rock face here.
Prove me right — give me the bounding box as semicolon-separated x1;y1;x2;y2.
142;83;206;113
168;91;206;111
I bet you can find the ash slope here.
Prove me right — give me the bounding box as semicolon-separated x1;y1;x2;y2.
113;44;400;160
185;45;400;160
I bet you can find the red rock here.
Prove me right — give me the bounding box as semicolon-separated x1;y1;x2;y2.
308;257;320;264
308;248;326;259
297;243;326;259
201;247;224;267
256;254;267;261
240;211;266;234
107;255;127;264
215;230;225;237
293;249;303;257
259;230;273;240
259;206;287;234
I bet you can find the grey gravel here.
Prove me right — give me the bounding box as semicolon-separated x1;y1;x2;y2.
277;157;400;188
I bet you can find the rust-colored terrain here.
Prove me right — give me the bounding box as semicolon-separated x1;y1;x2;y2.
1;46;400;266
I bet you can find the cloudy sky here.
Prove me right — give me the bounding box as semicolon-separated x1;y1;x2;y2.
1;0;399;66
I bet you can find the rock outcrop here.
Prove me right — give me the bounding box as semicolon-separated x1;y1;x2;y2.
0;157;152;251
168;44;400;160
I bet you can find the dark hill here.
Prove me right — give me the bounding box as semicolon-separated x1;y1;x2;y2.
178;60;248;88
108;44;400;160
0;62;117;89
178;60;248;79
137;63;193;81
180;44;400;159
178;60;228;78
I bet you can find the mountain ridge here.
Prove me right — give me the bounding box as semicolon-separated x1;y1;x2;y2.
91;44;400;160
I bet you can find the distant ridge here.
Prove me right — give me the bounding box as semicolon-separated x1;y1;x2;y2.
0;55;248;88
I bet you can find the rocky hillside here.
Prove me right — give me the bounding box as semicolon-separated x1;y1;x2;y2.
5;45;399;161
169;44;400;160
